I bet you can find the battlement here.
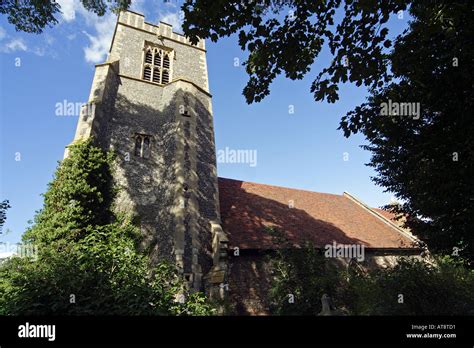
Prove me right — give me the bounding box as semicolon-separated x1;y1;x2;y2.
116;10;205;51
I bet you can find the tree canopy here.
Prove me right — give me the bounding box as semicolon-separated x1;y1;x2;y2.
181;0;474;263
339;1;474;262
182;0;410;103
0;0;131;33
0;200;10;235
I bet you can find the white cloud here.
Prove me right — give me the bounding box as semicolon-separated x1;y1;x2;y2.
159;12;183;33
56;0;116;63
78;4;186;64
1;38;28;53
81;12;117;64
0;39;51;57
56;0;79;22
0;33;52;56
57;0;147;23
52;0;183;63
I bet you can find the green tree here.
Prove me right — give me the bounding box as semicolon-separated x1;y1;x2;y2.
266;227;347;315
0;139;215;315
0;200;10;235
182;0;409;103
339;1;474;262
181;0;474;262
0;0;131;33
269;245;346;315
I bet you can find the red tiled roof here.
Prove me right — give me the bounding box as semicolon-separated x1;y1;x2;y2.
373;208;397;221
218;177;417;250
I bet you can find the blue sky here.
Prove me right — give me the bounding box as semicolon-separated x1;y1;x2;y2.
0;0;409;244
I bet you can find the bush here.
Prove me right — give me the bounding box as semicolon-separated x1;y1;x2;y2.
269;245;346;315
268;227;474;315
346;256;474;315
267;228;347;315
0;139;215;316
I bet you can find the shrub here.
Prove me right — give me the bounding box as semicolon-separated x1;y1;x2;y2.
268;226;474;315
346;256;474;315
0;139;215;316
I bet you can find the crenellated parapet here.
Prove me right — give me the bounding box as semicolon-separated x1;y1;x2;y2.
112;11;206;52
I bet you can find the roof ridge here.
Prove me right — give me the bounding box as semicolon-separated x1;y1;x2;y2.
342;191;419;244
217;177;344;198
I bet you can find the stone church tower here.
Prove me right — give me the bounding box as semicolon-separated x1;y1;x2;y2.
67;11;228;293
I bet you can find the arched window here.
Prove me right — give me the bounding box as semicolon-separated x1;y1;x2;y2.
143;66;151;81
135;136;143;157
142;136;150;159
163;54;170;69
134;134;152;158
153;49;161;66
145;50;153;64
142;44;173;85
152;68;161;83
162;70;169;84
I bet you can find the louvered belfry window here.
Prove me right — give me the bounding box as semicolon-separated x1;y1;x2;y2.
142;44;172;85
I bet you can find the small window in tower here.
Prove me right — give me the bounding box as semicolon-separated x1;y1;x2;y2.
134;136;143;157
142;136;150;159
134;134;152;159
